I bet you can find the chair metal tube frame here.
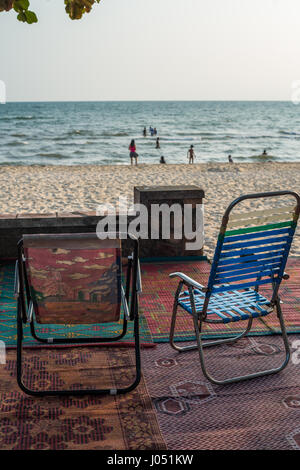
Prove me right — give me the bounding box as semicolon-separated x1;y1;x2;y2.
169;282;253;353
193;297;290;385
16;234;141;396
169;191;299;384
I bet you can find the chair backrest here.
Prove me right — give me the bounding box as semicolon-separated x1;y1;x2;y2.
206;191;300;302
22;234;122;324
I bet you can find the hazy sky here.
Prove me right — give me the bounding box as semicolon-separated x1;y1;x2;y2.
1;0;300;101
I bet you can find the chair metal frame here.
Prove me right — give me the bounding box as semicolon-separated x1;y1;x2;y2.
170;191;300;385
16;233;142;396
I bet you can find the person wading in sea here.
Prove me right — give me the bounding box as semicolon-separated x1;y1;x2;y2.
129;139;139;166
156;137;160;149
187;145;195;164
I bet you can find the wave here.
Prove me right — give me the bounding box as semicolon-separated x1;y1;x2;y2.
278;130;300;136
176;131;203;136
7;140;28;146
250;153;276;160
1;115;36;121
38;152;66;159
161;137;201;143
100;132;129;137
14;115;35;120
11;133;27;138
66;129;95;137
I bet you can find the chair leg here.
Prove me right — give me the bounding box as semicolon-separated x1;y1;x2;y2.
170;297;253;353
16;297;141;397
17;297;27;395
193;298;290;385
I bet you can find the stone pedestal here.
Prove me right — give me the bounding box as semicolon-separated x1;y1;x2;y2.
134;186;205;259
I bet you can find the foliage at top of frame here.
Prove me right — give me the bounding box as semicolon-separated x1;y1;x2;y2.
0;0;102;23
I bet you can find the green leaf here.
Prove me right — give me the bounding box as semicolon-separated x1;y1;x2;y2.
13;0;29;13
14;0;29;10
16;11;26;21
25;9;37;23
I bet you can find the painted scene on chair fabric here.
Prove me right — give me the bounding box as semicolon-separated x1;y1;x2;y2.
24;246;121;325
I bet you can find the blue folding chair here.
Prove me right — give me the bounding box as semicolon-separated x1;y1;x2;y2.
169;191;300;384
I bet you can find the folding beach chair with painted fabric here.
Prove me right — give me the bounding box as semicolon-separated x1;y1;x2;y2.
169;191;300;385
15;233;142;396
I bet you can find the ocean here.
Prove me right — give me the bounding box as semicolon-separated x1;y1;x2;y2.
0;101;299;165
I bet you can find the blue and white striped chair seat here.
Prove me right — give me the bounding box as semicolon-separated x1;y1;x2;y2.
178;288;273;324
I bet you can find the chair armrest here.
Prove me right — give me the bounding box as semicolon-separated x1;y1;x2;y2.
169;272;205;291
27;301;34;323
121;285;130;320
14;260;19;298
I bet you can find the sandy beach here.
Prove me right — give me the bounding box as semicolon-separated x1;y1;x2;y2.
1;162;300;258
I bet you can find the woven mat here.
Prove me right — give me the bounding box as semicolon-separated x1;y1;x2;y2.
143;336;300;450
0;346;166;450
140;258;300;342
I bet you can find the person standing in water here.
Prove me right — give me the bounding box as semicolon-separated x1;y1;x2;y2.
156;137;160;149
187;145;195;164
129;139;138;166
228;154;233;163
143;127;147;137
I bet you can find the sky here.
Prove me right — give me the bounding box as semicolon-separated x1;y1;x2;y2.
1;0;300;101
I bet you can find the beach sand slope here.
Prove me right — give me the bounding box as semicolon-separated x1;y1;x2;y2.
1;162;300;257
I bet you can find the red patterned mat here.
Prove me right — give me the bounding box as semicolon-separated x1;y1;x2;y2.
0;347;166;450
143;336;300;450
140;258;300;342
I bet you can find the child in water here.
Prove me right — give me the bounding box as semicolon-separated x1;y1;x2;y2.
129;139;138;166
187;145;195;164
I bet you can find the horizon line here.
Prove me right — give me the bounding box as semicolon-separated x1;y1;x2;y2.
3;99;293;104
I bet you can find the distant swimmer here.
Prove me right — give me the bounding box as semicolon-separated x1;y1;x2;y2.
228;154;233;163
129;139;138;166
187;145;195;164
262;149;268;156
143;127;147;137
154;127;157;136
160;156;166;164
149;126;154;137
156;137;160;149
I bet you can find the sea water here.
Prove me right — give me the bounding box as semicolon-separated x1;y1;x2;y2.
0;101;299;165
